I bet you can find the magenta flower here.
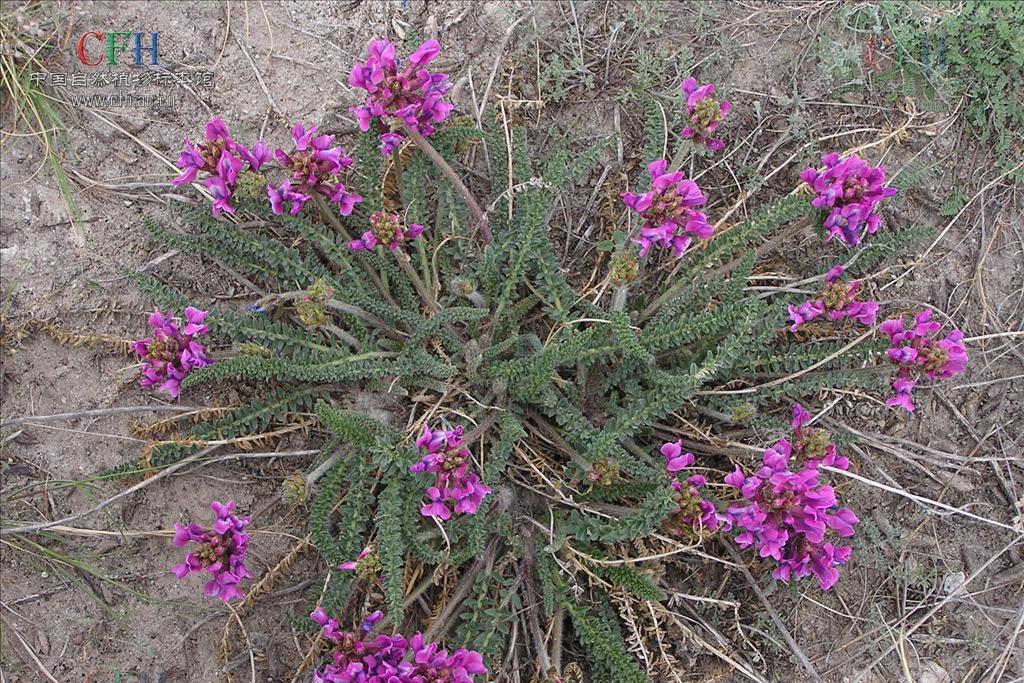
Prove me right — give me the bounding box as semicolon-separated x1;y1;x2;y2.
338;545;374;572
800;153;897;245
310;608;486;683
171;500;251;602
269;123;362;217
724;434;858;590
205;175;236;217
238;140;271;170
349;211;426;251
621;159;714;258
266;179;311;216
680;77;731;151
132;307;213;398
171;118;266;217
788;264;879;332
337;545;383;582
787;299;826;331
349;38;454;155
409;424;492;520
660;441;726;536
879;310;967;412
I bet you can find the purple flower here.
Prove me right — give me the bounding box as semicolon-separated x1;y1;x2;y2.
204;175;236;217
310;608;487;683
880;310;967;412
330;183;362;216
133;307;213;398
171;500;251;602
238;140;271;171
659;441;727;536
338;545;373;572
885;370;918;411
379;132;405;156
788;264;879;332
272;122;362;217
787;299;827;331
171;118;269;217
409;423;491;520
661;441;695;472
349;211;427;252
801;153;897;245
680;77;731;151
266;179;312;216
349;38;453;155
621;159;714;259
724;434;858;590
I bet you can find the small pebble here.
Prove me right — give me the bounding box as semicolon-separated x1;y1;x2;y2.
941;571;966;596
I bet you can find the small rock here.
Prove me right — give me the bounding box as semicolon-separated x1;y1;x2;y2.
941;571;966;596
918;660;951;683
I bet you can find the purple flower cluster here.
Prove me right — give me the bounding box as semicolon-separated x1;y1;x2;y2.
724;411;858;590
349;38;454;155
172;118;361;218
800;152;897;246
310;608;486;683
172;118;270;217
621;159;714;258
409;424;492;521
267;123;362;217
133;307;213;398
788;265;879;332
680;77;731;151
349;211;426;251
880;310;967;412
660;442;725;536
171;500;251;602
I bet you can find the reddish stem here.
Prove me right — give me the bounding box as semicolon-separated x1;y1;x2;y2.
400;122;492;244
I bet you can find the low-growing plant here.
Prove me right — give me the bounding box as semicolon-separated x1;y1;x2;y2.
118;37;969;681
842;0;1024;164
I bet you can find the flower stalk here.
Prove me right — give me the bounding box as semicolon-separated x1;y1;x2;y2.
401;121;491;244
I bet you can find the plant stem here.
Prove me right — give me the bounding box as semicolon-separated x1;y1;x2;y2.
395;247;441;314
422;538;500;641
389;145;434;290
638;213;814;322
314;197;400;310
550;603;565;672
611;284;630;311
0;405;200;430
401;122;491;244
393;248;469;341
416;237;433;297
667;139;693;173
522;533;556;676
